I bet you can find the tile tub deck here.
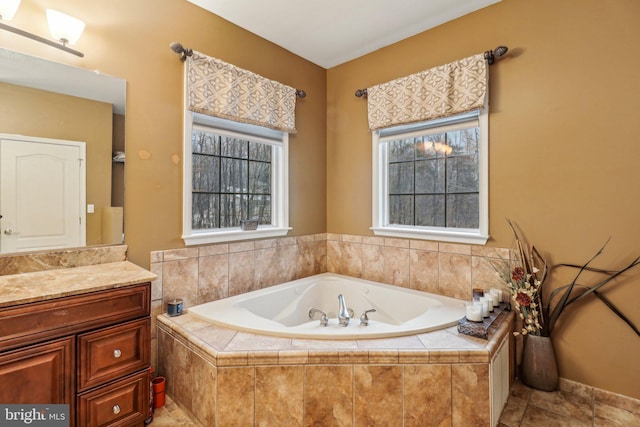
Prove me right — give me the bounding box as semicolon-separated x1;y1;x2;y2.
157;309;514;426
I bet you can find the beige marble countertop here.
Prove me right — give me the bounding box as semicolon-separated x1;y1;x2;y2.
0;261;157;308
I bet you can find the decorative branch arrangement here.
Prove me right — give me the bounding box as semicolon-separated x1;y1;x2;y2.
493;219;640;337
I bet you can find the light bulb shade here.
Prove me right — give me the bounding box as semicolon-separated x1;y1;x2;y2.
0;0;21;21
46;9;85;45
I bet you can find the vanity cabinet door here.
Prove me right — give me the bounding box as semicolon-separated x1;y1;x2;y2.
0;336;74;405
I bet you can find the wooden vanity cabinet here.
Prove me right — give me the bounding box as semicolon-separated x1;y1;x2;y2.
0;283;151;427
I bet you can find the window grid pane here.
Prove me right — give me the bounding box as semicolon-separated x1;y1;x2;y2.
192;130;272;229
386;126;479;229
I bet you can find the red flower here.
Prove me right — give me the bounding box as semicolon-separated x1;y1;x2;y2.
516;292;532;307
512;267;525;282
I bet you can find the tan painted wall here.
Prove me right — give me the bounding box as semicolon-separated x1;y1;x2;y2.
327;0;640;399
0;0;327;265
0;82;112;245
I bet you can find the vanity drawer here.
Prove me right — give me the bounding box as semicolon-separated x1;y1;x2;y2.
0;283;150;352
78;318;150;392
77;369;149;427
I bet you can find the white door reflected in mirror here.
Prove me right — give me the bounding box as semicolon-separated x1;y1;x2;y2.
0;134;86;253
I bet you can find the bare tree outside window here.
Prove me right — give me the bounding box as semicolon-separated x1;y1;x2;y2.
387;127;479;228
192;130;272;230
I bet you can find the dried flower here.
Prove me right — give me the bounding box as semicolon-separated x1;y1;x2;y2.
516;292;532;307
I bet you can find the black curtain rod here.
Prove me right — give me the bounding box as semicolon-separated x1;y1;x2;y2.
169;42;306;99
354;45;509;98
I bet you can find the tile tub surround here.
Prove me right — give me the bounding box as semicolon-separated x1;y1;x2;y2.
148;234;511;363
157;309;514;427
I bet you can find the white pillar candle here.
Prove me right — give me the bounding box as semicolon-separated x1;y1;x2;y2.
492;288;503;304
475;299;489;317
465;303;483;322
480;296;494;313
488;289;500;307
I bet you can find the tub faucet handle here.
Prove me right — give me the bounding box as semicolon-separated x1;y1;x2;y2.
360;309;377;326
308;308;328;327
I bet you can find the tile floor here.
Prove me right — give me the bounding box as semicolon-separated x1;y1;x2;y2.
151;380;640;427
498;380;640;427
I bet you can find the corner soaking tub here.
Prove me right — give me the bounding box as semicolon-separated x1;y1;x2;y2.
188;273;466;339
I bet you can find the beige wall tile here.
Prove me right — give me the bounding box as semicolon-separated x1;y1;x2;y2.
452;364;490;426
197;253;229;303
354;365;403;426
404;364;452;427
438;242;471;255
297;240;327;278
229;250;255;296
255;366;304;426
217;367;255;426
255;238;278;249
410;240;439;251
150;300;163;339
229;241;255;253
342;234;363;243
150;250;163;263
255;247;279;288
305;365;353;427
150;261;163;301
192;354;216;426
163;247;199;261
438;253;471;300
198;243;229;257
156;329;171;392
384;237;409;248
384;246;410;286
362;236;385;246
327;240;362;277
471;255;503;292
165;337;193;413
362;243;385;282
410;249;439;293
162;258;198;307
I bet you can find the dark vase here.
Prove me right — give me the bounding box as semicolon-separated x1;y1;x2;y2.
521;334;559;392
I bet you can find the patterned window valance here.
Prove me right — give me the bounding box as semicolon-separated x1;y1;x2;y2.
367;53;487;131
187;51;297;133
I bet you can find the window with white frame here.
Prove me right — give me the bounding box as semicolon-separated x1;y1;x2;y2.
183;113;290;245
371;110;489;244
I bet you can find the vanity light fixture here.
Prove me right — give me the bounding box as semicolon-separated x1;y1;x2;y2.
0;0;85;57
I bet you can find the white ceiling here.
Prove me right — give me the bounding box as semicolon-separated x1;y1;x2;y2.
187;0;501;69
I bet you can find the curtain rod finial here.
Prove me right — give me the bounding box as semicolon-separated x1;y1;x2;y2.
355;88;368;98
170;42;192;61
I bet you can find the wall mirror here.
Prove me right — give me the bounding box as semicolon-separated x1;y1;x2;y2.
0;47;126;255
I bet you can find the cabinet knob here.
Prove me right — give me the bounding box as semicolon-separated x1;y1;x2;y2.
113;349;122;358
113;404;121;415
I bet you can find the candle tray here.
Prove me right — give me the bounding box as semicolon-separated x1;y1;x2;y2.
457;302;510;339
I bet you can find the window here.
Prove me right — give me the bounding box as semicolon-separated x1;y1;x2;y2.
371;110;489;244
183;113;290;245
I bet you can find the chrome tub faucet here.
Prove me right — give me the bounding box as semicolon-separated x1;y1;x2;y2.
338;294;351;326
